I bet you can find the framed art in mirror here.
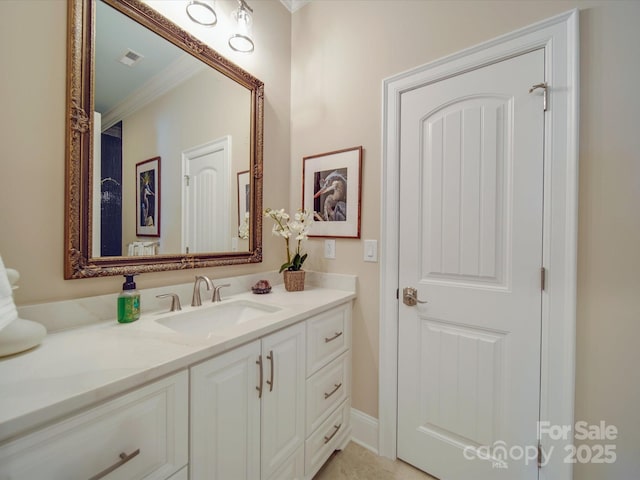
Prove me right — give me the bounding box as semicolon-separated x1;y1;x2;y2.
136;157;160;237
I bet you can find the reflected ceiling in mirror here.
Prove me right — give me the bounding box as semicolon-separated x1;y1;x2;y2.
65;0;264;279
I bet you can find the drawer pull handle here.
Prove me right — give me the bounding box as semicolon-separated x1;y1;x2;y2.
324;331;343;343
324;383;342;399
256;355;263;398
88;448;140;480
266;350;274;392
323;423;342;444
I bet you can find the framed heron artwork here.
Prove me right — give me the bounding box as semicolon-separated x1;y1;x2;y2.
303;146;362;238
135;156;160;237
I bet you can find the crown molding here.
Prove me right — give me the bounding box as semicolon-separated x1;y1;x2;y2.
279;0;311;13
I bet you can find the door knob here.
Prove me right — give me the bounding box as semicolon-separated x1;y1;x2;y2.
403;287;428;306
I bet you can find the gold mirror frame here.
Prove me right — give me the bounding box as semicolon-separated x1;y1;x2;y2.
65;0;263;279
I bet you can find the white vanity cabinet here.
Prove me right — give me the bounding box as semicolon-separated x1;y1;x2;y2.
303;303;352;479
0;289;355;480
190;322;306;480
0;371;189;480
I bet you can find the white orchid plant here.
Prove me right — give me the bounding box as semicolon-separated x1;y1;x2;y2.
264;208;314;272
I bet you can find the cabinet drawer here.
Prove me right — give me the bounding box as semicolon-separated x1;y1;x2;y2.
304;399;350;478
306;352;350;435
306;303;351;376
0;371;188;480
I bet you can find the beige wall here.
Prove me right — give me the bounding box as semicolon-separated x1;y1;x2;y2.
291;1;640;478
1;0;639;478
0;0;291;303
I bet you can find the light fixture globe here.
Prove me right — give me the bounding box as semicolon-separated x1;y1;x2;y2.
229;34;254;53
186;0;217;27
229;0;254;53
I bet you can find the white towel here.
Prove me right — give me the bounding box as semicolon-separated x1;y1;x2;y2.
0;256;18;332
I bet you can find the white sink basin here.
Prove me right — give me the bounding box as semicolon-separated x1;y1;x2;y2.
156;299;281;336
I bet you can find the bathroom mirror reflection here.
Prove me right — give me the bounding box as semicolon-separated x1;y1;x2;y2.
65;0;264;279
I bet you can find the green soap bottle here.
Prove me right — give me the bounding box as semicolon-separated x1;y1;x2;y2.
117;275;140;323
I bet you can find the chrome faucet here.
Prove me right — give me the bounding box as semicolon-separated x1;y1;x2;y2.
191;275;213;307
212;283;231;302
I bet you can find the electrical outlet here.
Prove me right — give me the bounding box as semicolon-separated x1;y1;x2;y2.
324;239;336;259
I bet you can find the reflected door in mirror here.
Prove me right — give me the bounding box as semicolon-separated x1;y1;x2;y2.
182;137;230;253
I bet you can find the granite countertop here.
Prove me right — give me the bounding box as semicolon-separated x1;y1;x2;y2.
0;279;355;443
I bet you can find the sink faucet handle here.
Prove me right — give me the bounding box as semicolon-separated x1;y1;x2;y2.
156;293;182;312
212;283;231;302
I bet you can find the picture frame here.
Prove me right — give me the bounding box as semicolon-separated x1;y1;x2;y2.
237;169;250;234
136;156;160;237
303;146;362;238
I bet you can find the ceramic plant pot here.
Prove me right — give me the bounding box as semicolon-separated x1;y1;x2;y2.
283;270;305;292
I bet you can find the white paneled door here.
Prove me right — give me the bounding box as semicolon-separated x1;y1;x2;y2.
397;49;545;479
182;137;230;253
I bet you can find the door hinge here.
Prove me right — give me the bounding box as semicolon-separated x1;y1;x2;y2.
184;174;190;187
541;267;546;291
396;288;399;300
529;82;548;112
537;441;543;468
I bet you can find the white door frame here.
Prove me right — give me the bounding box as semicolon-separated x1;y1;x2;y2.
379;10;578;480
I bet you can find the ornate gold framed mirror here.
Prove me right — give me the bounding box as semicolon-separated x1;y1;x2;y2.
65;0;264;279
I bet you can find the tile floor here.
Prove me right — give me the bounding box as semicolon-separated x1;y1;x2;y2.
313;442;437;480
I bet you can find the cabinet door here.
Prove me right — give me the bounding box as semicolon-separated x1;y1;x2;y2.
191;340;261;480
261;323;306;479
267;446;304;480
167;466;188;480
0;371;188;480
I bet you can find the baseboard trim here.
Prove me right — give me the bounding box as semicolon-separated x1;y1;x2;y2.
350;408;379;454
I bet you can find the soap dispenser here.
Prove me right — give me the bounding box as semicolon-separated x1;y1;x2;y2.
117;275;140;323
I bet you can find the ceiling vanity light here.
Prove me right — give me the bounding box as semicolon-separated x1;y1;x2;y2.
185;0;218;27
228;0;254;53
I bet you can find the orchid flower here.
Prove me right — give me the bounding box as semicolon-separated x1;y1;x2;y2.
264;207;314;272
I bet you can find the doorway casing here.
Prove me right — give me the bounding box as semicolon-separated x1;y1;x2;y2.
379;10;578;480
